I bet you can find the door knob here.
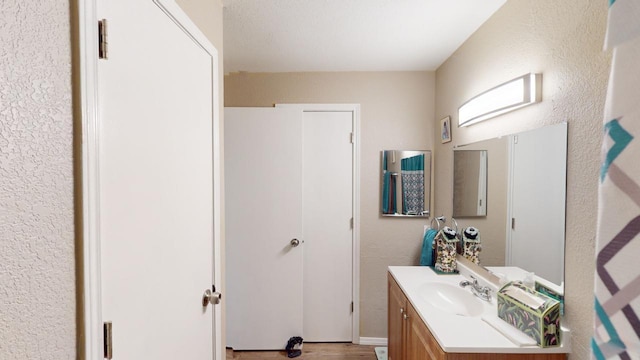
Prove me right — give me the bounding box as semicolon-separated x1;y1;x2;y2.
290;238;300;247
202;288;222;306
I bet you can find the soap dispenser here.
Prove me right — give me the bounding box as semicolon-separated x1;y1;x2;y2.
434;226;459;273
462;227;481;265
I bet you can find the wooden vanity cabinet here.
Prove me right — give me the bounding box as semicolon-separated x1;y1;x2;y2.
388;273;407;360
388;273;567;360
388;273;445;360
406;300;447;360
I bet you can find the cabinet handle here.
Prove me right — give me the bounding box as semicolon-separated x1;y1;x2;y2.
400;307;404;314
403;313;408;320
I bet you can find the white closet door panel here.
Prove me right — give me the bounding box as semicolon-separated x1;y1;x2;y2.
302;111;353;342
225;107;304;350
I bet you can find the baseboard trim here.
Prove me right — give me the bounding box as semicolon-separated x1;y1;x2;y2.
359;337;388;346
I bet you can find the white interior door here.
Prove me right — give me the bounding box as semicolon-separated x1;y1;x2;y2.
225;107;304;350
508;123;567;284
302;111;353;342
98;0;221;358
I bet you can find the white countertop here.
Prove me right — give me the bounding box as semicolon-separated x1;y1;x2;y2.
389;266;570;354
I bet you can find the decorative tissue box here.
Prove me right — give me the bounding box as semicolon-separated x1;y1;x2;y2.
497;281;561;347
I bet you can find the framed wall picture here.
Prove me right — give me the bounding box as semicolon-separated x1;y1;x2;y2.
440;116;452;143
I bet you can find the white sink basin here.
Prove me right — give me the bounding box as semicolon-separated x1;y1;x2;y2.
418;282;484;317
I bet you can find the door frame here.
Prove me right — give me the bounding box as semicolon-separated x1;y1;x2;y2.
76;1;223;359
276;104;361;343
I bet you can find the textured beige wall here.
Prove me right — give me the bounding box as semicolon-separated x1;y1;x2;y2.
434;1;610;358
0;1;76;358
225;71;435;338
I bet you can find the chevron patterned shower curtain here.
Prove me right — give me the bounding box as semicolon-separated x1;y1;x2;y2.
592;1;640;359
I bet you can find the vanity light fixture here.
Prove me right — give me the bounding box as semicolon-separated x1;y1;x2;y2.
458;73;542;127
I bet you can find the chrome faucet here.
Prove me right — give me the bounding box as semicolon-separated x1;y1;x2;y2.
459;275;492;302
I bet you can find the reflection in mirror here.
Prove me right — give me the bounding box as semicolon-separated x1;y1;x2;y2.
381;150;431;217
452;123;567;288
453;150;487;217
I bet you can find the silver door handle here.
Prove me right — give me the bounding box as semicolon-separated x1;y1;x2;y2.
290;238;300;247
202;289;222;306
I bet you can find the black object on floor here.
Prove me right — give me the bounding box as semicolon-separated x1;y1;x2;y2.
286;336;303;358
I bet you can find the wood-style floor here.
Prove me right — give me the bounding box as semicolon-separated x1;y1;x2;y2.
226;343;379;359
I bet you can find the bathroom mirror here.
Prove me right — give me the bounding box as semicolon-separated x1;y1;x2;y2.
381;150;431;217
453;150;487;217
453;123;567;287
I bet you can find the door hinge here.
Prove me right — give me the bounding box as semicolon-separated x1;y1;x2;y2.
511;218;516;230
350;132;354;144
103;321;113;359
350;217;353;229
351;301;354;313
98;19;108;60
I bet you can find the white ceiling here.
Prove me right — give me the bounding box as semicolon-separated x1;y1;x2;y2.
222;0;506;73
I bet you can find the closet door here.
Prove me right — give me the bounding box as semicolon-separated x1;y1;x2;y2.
225;107;304;350
302;111;353;341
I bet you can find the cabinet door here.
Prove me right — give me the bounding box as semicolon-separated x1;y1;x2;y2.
406;302;446;360
388;274;407;360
